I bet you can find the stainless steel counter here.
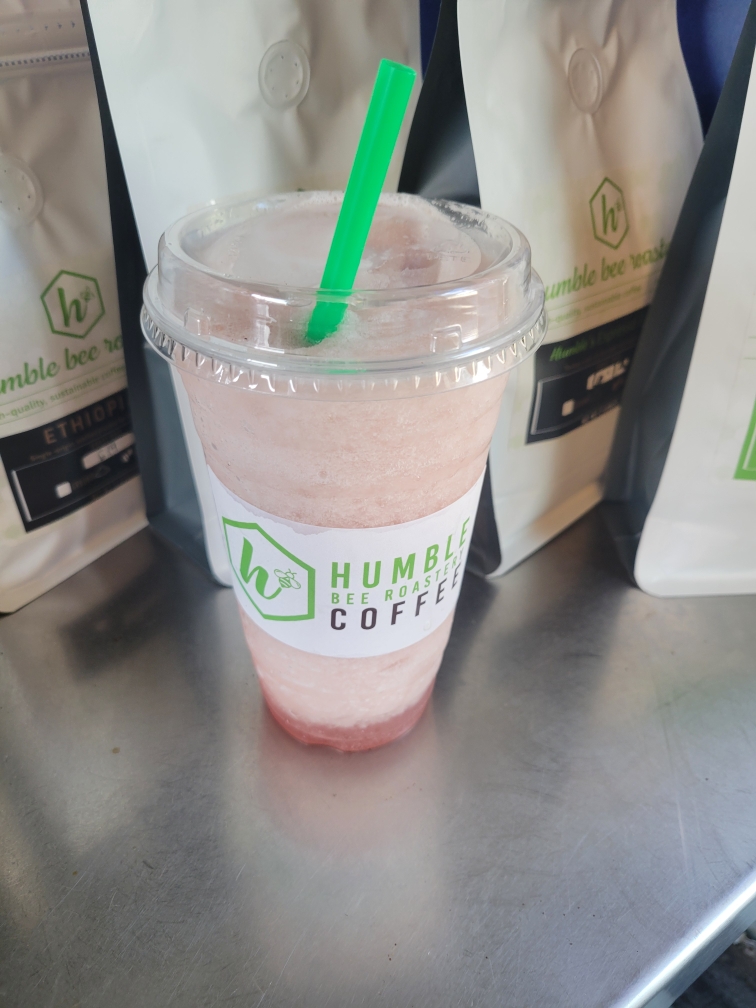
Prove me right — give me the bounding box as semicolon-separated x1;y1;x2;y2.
2;511;756;1008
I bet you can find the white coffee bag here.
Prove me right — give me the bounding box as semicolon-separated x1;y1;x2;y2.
0;0;145;613
86;0;421;585
632;19;756;596
458;0;702;575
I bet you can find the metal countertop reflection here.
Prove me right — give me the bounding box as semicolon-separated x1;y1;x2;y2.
1;511;756;1008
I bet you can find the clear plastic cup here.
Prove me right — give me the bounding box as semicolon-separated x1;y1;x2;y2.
142;191;545;751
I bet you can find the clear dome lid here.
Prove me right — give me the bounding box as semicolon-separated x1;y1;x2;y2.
142;191;546;399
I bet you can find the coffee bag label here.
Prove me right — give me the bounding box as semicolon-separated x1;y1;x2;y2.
208;468;483;658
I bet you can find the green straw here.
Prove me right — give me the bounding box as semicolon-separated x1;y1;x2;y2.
305;58;417;344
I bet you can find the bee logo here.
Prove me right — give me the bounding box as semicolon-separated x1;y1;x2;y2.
274;568;301;590
224;520;314;620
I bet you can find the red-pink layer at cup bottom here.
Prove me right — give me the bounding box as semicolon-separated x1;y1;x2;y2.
259;680;435;752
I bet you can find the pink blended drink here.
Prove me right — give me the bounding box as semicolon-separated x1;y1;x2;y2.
142;192;545;751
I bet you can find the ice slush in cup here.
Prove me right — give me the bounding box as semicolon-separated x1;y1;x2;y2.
142;191;545;750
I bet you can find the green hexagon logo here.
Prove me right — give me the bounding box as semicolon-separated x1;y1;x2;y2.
223;519;315;621
589;177;629;250
41;270;105;339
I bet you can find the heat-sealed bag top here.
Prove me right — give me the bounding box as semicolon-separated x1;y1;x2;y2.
0;0;145;612
605;1;756;596
85;0;421;584
453;0;702;575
